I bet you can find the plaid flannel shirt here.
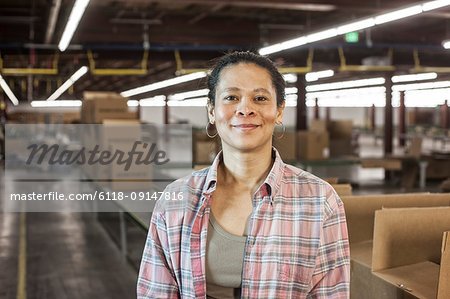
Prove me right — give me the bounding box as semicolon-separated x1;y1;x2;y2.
137;149;350;298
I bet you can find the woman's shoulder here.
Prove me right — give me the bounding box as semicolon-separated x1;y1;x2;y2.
152;167;211;214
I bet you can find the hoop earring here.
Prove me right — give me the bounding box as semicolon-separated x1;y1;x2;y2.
205;122;218;138
275;122;285;139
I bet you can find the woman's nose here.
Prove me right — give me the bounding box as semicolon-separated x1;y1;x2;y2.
236;98;255;116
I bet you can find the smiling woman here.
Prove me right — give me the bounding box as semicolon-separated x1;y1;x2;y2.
137;51;350;299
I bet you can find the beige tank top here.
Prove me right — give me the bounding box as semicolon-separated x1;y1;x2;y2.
205;211;248;299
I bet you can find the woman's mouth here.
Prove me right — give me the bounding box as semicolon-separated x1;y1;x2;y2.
232;124;260;131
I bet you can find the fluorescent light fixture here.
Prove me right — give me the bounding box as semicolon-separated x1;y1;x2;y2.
306;77;385;92
374;5;422;25
404;88;449;107
260;1;450;55
31;100;82;107
283;73;298;83
391;72;437;83
139;95;166;107
305;69;334;82
58;0;90;51
285;94;298;107
422;0;450;11
121;71;207;98
168;88;209;101
259;37;308;55
127;100;139;107
306;87;387;107
47;66;88;101
285;87;298;95
443;40;450;49
307;86;386;98
392;80;450;91
337;18;375;35
167;97;208;107
306;29;337;43
0;73;19;105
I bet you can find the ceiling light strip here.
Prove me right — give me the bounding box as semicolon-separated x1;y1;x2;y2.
259;1;450;55
121;71;207;98
46;66;88;101
306;77;386;92
391;72;437;83
58;0;90;52
0;74;19;105
392;80;450;91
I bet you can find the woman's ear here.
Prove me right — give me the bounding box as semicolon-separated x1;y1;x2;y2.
207;101;215;124
276;101;285;124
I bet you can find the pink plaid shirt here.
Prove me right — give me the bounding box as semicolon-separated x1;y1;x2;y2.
138;149;350;298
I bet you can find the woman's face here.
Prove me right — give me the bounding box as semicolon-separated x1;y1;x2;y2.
208;62;284;152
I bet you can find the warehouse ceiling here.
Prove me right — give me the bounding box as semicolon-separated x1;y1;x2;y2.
0;0;450;102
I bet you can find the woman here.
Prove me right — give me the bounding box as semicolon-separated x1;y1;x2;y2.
137;51;350;298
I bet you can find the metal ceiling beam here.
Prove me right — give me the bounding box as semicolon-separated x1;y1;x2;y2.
134;0;337;12
44;0;62;44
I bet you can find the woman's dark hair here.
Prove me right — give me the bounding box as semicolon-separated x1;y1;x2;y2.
207;51;285;107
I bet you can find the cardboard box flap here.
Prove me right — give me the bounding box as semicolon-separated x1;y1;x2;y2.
83;91;128;100
374;261;440;299
372;207;450;272
342;193;450;245
350;240;373;267
437;231;450;299
331;184;352;196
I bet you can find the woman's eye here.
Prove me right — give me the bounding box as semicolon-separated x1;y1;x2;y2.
225;95;238;101
255;96;267;101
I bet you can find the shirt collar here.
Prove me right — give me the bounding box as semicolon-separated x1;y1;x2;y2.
202;147;285;204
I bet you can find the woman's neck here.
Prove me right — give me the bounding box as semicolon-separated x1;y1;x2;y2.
219;143;274;193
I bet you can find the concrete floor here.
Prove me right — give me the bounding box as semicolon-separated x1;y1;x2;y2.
0;160;138;299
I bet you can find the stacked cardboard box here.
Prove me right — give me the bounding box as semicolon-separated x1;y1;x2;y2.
341;193;450;299
327;120;354;158
81;91;137;124
272;131;296;162
296;119;330;160
193;132;220;165
80;120;153;191
101;120;152;191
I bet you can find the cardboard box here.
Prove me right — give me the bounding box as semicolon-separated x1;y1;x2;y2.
407;137;422;158
272;131;296;162
193;132;220;165
329;139;354;158
331;184;352;196
195;140;218;164
83;91;125;100
360;158;402;170
424;155;450;179
328;120;353;140
323;177;338;184
81;92;132;124
341;193;450;245
438;232;450;298
309;119;327;132
80;122;153;190
372;207;450;298
342;193;450;299
296;130;329;160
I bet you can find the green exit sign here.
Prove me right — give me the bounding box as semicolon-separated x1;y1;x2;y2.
345;32;359;43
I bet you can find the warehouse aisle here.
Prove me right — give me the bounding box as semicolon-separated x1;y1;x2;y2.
0;163;139;299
